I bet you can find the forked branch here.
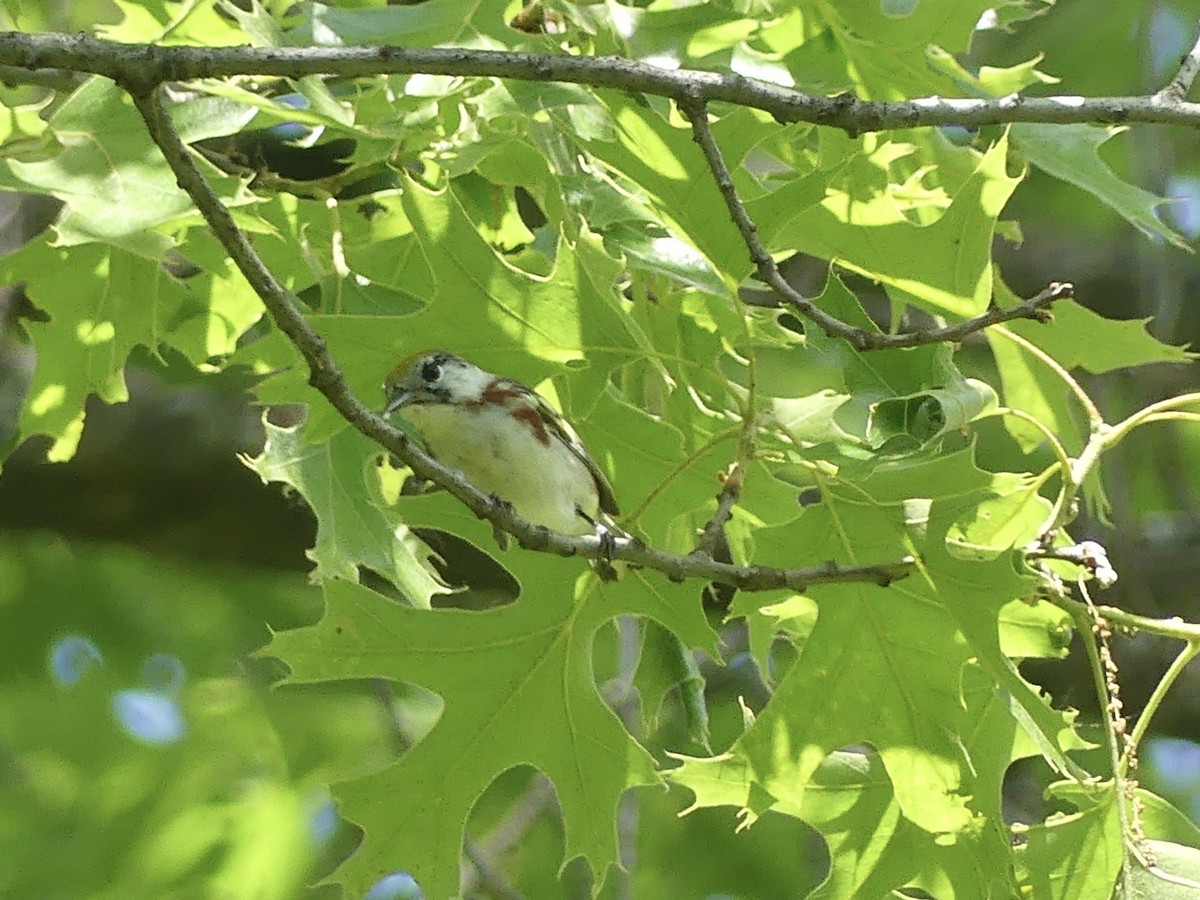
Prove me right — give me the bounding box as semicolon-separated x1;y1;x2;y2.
125;82;913;593
677;94;1073;351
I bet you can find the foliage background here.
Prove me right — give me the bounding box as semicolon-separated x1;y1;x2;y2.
1;0;1200;898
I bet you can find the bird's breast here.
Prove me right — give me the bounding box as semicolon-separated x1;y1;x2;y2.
401;403;599;534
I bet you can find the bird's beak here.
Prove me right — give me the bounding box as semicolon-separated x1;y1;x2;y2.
382;388;413;417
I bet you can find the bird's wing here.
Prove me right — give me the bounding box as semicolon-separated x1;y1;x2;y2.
528;388;621;518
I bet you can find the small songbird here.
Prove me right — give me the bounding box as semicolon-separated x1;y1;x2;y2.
382;352;620;540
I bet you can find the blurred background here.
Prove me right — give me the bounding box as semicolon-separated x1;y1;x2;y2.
1;1;1198;897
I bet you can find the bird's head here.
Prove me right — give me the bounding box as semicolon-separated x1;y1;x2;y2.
383;351;493;415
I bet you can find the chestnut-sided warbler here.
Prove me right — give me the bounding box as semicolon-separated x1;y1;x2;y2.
382;352;620;540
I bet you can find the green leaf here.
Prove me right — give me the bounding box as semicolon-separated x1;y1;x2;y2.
0;235;262;461
755;276;1000;451
579;391;737;547
987;275;1191;455
0;95;50;150
833;0;994;55
676;452;1084;894
1015;782;1122;899
671;749;1006;899
388;177;637;389
946;472;1051;559
268;491;717;898
1127;841;1200;897
978;0;1056;32
997;598;1073;659
865;376;997;448
1139;788;1200;849
244;418;446;603
0;78;253;258
1000;294;1194;374
672;653;1078;898
925;46;1059;96
290;0;524;48
759;135;1021;317
1012;123;1191;250
579;101;771;287
100;0;248;45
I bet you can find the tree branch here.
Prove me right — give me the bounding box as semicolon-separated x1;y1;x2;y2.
461;842;525;900
692;461;744;561
462;775;557;897
677;95;1073;350
1;32;1200;132
1155;19;1200;104
123;82;912;593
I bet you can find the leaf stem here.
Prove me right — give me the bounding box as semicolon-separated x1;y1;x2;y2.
991;325;1103;430
1103;392;1200;448
1125;639;1200;764
992;406;1072;469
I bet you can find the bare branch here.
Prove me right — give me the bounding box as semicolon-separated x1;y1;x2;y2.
462;776;557;897
461;842;525;900
1;32;1200;132
905;282;1074;343
477;776;557;858
676;96;871;347
692;461;744;560
1155;19;1200;104
124;83;912;593
677;95;1073;350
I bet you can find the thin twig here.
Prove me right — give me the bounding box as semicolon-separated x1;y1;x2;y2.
1155;18;1200;104
676;95;875;348
1125;640;1200;761
461;842;526;900
613;616;640;900
462;776;557;896
125;83;912;593
677;95;1072;350
693;462;744;560
4;32;1200;131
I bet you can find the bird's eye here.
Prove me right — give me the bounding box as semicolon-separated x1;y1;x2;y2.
420;359;442;383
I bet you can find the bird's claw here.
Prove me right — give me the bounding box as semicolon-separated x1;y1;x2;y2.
488;493;514;550
592;519;621;582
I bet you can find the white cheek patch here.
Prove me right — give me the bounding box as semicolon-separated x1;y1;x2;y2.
440;360;493;401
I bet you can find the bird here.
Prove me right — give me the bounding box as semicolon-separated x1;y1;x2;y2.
382;351;621;547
